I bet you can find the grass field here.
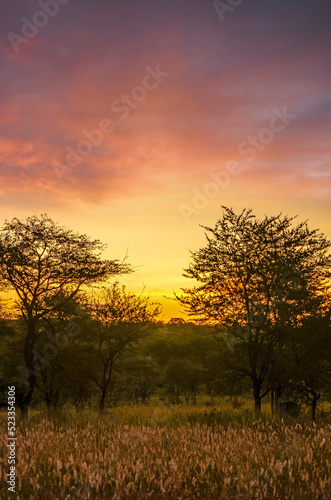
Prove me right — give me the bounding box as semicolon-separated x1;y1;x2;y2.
1;402;331;499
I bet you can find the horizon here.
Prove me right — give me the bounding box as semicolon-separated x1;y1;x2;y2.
1;0;330;319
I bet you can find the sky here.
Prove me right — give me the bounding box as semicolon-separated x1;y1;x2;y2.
0;0;330;320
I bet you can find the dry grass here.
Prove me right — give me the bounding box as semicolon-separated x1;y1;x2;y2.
1;412;330;499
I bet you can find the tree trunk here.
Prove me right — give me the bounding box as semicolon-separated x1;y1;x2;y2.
254;396;261;417
45;392;52;408
253;382;262;417
275;385;283;416
271;389;275;415
311;392;320;421
99;362;113;412
21;324;38;421
99;388;107;412
20;404;29;423
275;393;280;416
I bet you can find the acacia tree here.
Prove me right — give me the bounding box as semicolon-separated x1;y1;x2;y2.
85;283;162;411
29;296;92;410
177;207;331;416
0;215;131;418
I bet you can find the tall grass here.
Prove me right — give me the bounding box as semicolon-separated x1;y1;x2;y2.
0;406;330;499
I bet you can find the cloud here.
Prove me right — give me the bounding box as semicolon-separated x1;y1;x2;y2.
0;0;330;210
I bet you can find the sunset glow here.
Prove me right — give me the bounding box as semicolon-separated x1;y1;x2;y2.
1;0;330;319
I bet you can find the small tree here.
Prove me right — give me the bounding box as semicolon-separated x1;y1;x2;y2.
0;215;130;418
85;283;161;411
288;313;331;420
177;207;331;416
119;352;161;404
31;297;92;411
165;357;202;405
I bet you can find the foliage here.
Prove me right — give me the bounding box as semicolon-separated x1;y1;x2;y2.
83;283;162;410
0;215;131;416
176;207;331;414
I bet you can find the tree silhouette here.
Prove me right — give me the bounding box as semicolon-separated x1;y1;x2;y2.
84;283;161;411
0;214;131;418
177;207;331;415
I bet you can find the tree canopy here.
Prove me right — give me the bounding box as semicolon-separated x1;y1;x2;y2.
0;214;131;319
84;283;162;410
0;214;131;416
177;207;331;414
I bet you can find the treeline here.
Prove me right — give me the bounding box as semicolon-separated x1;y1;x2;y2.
0;209;330;420
0;306;215;412
0;300;330;420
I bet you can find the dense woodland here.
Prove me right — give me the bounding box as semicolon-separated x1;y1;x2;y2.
0;208;330;420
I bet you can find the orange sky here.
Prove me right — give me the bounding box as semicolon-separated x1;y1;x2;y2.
1;0;330;319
